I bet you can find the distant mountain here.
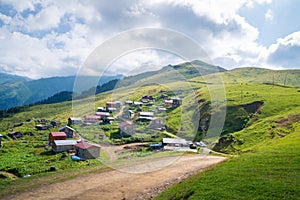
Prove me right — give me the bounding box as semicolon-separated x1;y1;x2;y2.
0;73;123;110
116;60;226;88
0;73;31;84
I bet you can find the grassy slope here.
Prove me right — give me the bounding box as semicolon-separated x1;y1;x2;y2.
155;69;300;199
156;127;300;200
1;66;299;198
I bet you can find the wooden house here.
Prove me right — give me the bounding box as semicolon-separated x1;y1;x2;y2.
106;101;121;109
171;97;182;107
49;132;67;144
162;138;189;150
164;99;173;107
68;117;82;126
75;141;101;159
125;100;133;105
84;115;100;124
118;122;135;136
96;112;110;120
52;140;77;153
58;125;76;138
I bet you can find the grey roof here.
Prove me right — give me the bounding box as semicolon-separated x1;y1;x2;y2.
139;112;154;116
162;138;187;144
69;117;82;121
54;140;78;146
59;125;75;132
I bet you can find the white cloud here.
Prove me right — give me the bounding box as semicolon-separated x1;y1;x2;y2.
265;9;273;21
3;0;299;79
259;31;300;69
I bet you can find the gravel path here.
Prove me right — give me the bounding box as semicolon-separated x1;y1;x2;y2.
4;154;226;200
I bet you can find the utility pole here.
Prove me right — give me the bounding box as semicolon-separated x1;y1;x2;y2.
284;73;288;86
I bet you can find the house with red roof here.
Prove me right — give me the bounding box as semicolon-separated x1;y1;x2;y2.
75;141;101;159
49;132;67;144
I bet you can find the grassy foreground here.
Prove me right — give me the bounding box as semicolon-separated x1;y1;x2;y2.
155;125;300;200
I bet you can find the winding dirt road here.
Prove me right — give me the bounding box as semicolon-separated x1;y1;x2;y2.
3;154;226;200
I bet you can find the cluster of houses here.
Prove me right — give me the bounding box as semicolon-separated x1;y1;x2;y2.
48;126;100;160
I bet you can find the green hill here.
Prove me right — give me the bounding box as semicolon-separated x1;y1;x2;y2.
0;62;299;199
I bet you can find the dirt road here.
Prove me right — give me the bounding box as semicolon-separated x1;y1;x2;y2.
4;154;226;200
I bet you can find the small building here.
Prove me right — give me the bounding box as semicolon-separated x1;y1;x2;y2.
158;107;167;112
106;101;121;109
96;112;110;120
107;117;115;123
162;138;189;151
8;131;24;139
150;143;163;150
107;107;117;112
84;115;101;124
139;112;154;118
36;124;49;130
160;94;168;100
125;100;133;105
118;122;135;136
49;132;67;144
133;102;143;107
128;110;135;117
75;141;101;159
52;140;77;153
50;120;61;127
164;99;173;107
58;126;76;138
171;97;182;107
97;107;106;112
68;117;82;126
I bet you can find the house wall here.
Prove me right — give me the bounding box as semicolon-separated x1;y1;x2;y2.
76;147;100;159
49;135;66;143
65;129;75;138
53;144;74;153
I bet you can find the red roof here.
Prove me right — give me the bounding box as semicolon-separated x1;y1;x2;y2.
50;132;67;137
75;141;100;149
85;115;101;119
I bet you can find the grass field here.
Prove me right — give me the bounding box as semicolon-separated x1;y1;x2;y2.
0;66;299;198
156;124;300;200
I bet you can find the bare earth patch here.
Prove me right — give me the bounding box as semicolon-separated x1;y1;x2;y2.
3;154;226;200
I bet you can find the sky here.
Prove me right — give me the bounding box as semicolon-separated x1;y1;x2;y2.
0;0;300;79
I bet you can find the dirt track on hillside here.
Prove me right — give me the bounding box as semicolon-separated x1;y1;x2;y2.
4;155;226;200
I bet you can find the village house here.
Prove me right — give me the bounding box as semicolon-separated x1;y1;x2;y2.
171;97;182;107
75;141;101;159
138;111;155;121
164;99;173;107
162;138;189;151
52;140;78;153
125;100;133;105
68;117;83;126
139;111;154;118
49;132;67;144
149;118;165;130
158;107;167;112
84;115;101;124
133;101;143;107
106;101;122;109
96;112;110;120
97;107;106;112
118;121;135;136
59;125;76;138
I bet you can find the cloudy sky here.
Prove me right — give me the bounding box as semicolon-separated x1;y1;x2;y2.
0;0;300;79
